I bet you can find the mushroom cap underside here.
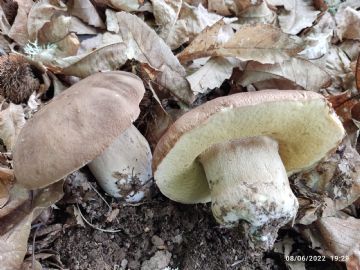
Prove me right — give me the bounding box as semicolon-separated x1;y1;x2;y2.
153;90;345;204
13;71;145;189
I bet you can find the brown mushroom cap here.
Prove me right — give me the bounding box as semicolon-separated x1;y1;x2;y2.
13;71;145;189
153;90;345;204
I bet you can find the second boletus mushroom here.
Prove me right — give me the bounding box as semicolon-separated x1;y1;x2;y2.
13;71;152;202
153;90;345;248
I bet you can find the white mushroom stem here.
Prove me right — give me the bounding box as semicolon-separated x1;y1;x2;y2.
88;124;152;202
199;136;298;246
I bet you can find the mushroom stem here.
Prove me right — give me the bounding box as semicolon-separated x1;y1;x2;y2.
199;136;298;247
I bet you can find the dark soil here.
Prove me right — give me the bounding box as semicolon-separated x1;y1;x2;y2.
30;169;347;270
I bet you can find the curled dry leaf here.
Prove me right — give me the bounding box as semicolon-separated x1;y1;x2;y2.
27;0;67;41
266;0;320;35
67;0;105;29
0;103;26;151
155;2;230;50
357;53;360;91
116;12;194;104
336;7;360;41
58;42;128;76
0;181;64;270
177;22;304;64
237;1;276;25
187;57;241;94
37;14;71;43
238;58;331;91
0;167;13;208
99;0;141;12
293;138;360;224
208;0;261;16
309;215;360;263
0;5;11;35
7;4;30;46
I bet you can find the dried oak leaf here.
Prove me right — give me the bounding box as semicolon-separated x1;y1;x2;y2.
336;7;360;41
237;1;276;25
154;2;230;50
309;215;360;265
177;22;304;64
0;181;63;270
96;0;141;12
67;0;105;29
187;56;241;94
116;11;194;104
0;167;13;208
238;58;331;91
266;0;320;35
7;1;31;46
27;0;67;41
208;0;262;16
0;103;26;150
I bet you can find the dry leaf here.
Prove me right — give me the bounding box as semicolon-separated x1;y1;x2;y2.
239;58;330;91
311;215;360;260
156;2;230;49
237;1;276;25
187;57;240;94
69;16;97;35
178;23;304;64
0;213;33;270
0;181;64;270
336;7;360;41
37;14;71;43
27;0;67;41
357;53;360;91
0;5;11;35
116;12;194;104
100;0;141;12
0;167;14;208
266;0;320;35
105;8;120;33
59;42;128;76
208;0;261;16
7;4;29;45
0;103;26;151
67;0;105;29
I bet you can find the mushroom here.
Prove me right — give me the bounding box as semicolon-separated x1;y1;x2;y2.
13;71;152;202
153;90;345;248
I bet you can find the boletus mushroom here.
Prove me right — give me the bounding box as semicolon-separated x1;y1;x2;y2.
13;71;152;202
153;90;345;248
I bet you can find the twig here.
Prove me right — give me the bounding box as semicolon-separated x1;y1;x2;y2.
76;204;122;233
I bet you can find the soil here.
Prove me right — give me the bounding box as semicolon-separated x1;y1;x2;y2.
30;168;347;270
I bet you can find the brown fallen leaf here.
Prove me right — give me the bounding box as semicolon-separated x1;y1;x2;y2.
116;12;195;104
0;167;13;208
97;0;141;12
58;42;128;76
356;53;360;91
237;1;276;25
27;0;67;41
336;7;360;41
177;22;304;64
187;57;241;94
266;0;320;35
155;2;231;49
238;58;331;91
310;215;360;261
0;5;11;35
0;103;26;151
7;3;30;45
67;0;105;29
37;14;71;43
0;181;64;270
208;0;261;16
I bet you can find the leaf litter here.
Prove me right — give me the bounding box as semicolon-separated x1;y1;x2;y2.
0;0;359;269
